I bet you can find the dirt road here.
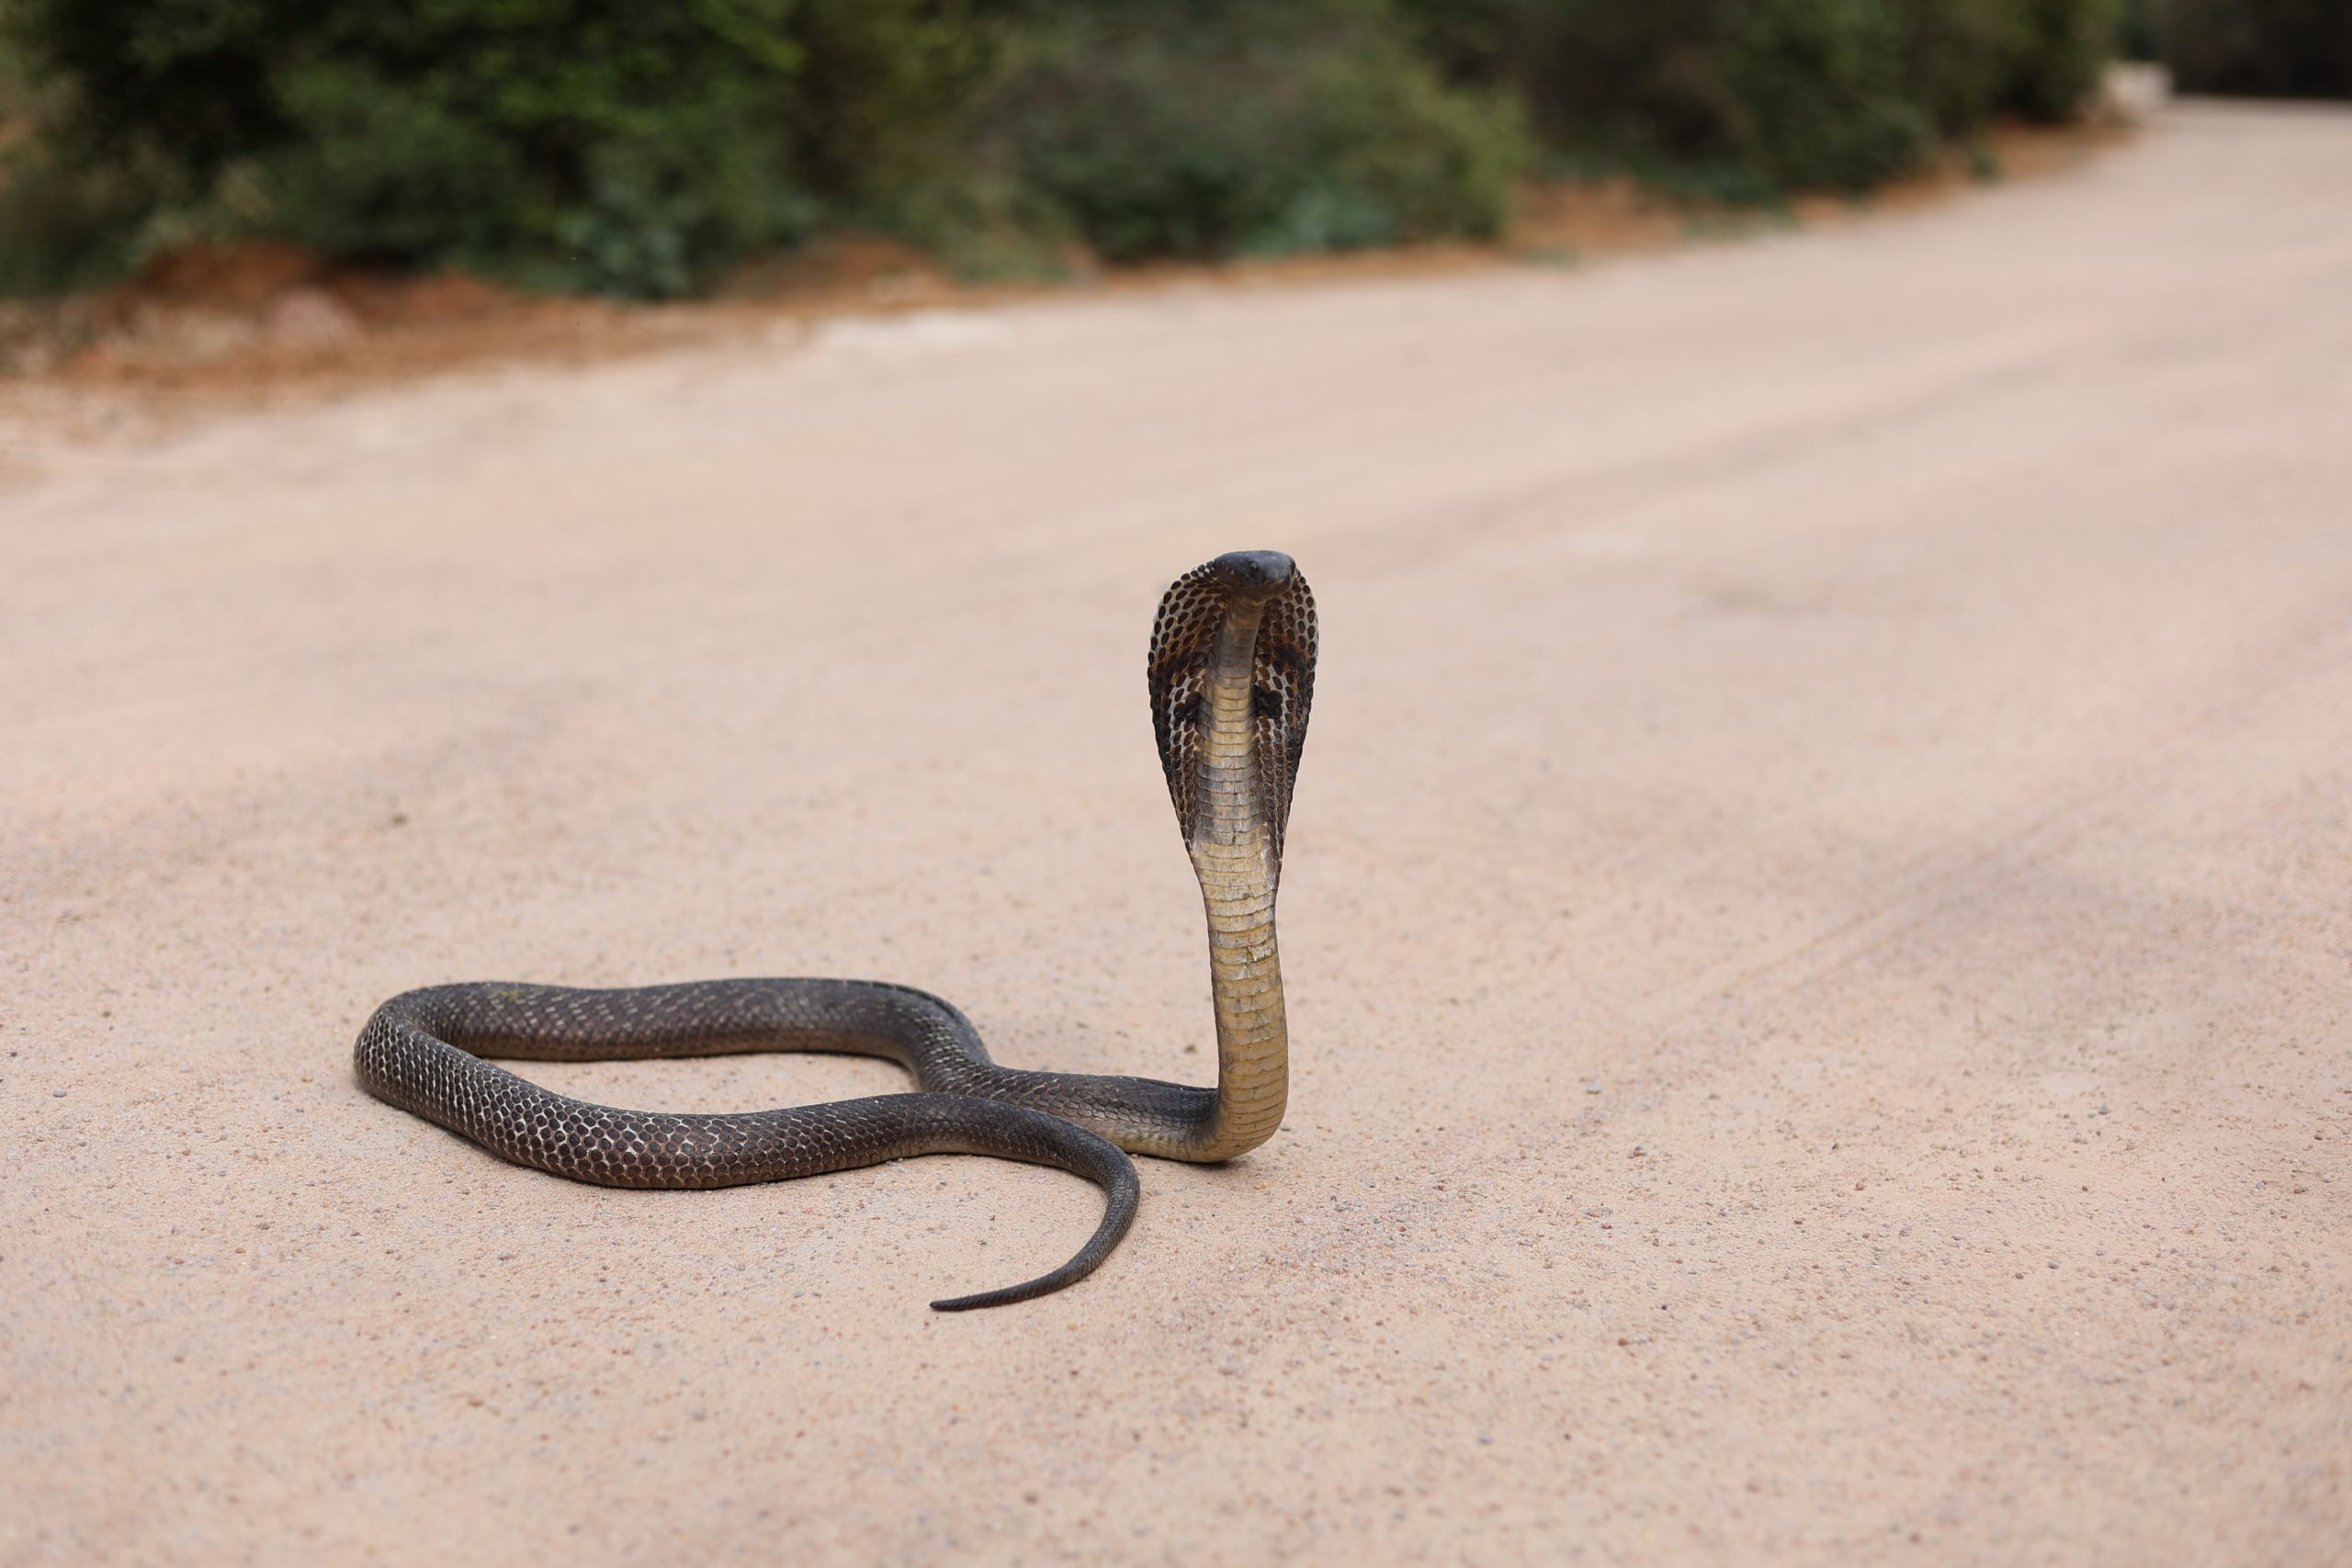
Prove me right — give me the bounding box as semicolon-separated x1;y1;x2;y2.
5;101;2347;1565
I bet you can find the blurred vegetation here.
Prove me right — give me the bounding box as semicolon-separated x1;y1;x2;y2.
3;0;826;298
981;12;1526;263
2153;0;2352;96
2;0;2129;302
1400;0;2118;192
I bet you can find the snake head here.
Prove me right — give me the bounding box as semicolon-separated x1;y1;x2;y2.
1147;550;1318;874
1201;549;1297;601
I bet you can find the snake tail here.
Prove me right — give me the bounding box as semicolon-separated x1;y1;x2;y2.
356;987;1139;1311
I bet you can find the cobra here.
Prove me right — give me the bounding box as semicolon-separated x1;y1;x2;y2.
355;550;1317;1310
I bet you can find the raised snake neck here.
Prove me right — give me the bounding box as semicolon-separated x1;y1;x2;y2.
354;551;1317;1310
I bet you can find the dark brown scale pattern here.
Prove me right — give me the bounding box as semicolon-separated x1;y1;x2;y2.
1148;558;1316;866
356;551;1314;1312
1148;564;1225;838
356;980;1143;1311
1250;574;1317;874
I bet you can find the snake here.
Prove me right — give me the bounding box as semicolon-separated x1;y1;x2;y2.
355;550;1317;1310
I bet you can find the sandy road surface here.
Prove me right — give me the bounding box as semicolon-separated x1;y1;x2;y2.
5;101;2349;1565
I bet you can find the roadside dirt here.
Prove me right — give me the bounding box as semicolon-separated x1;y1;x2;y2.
0;118;2128;441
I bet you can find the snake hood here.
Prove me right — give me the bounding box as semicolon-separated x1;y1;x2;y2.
1148;549;1317;883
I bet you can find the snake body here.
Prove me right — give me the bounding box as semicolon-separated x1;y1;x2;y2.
356;551;1316;1309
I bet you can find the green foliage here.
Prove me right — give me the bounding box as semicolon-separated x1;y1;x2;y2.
0;32;162;296
2000;0;2124;120
2155;0;2352;97
784;0;997;197
0;0;2126;301
6;0;820;297
1397;0;2117;192
1727;0;1934;190
989;24;1525;262
0;142;162;298
1300;38;1528;243
994;38;1306;262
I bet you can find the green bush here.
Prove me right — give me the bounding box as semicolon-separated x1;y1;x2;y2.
0;143;161;298
2156;0;2352;96
2001;0;2125;119
1300;38;1529;244
1727;0;1935;190
1399;0;2116;193
6;0;822;297
989;24;1526;262
0;0;2126;301
0;34;163;298
3;0;1522;290
783;0;996;199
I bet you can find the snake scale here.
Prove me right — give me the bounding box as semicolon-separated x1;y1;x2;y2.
356;551;1317;1310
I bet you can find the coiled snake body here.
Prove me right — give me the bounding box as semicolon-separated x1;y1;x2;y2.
356;551;1316;1310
